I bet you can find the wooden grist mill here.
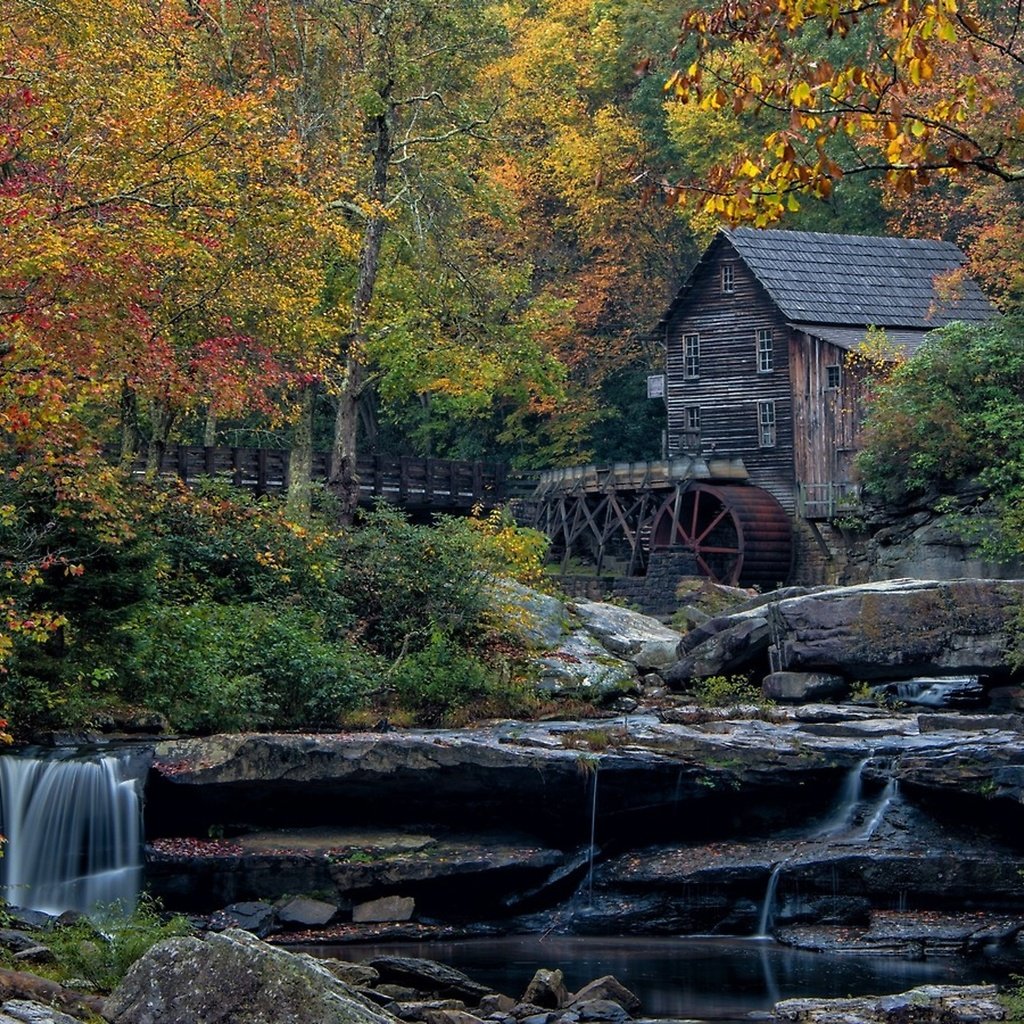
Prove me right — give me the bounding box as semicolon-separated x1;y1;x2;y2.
532;457;793;590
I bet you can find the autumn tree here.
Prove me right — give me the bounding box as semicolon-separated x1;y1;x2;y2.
664;0;1024;223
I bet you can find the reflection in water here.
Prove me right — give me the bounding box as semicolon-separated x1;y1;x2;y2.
306;935;993;1021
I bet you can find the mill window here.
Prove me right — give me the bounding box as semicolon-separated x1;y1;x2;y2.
684;333;700;379
757;328;774;373
758;400;777;448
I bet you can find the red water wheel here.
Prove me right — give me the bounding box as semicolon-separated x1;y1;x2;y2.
650;482;792;588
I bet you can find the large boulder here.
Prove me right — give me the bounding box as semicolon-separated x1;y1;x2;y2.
534;632;637;699
103;929;399;1024
663;608;772;684
571;601;682;671
768;578;1024;679
488;580;568;650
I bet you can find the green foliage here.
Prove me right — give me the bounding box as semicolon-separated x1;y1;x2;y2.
338;504;500;659
123;602;375;733
389;630;494;724
857;319;1024;512
41;897;192;993
690;674;766;707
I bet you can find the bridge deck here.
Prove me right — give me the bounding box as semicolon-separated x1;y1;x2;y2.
134;446;530;510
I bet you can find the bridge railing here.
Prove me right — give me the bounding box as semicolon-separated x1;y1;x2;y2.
121;445;525;509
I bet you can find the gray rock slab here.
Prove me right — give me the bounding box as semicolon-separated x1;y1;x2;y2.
572;601;682;670
277;895;339;927
762;672;848;703
353;896;415;923
534;632;637;698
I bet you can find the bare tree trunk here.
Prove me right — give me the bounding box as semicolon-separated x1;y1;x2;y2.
329;83;393;524
287;383;315;521
203;408;217;447
119;380;139;467
145;400;176;479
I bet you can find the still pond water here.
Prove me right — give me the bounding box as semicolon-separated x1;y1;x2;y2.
306;936;1000;1021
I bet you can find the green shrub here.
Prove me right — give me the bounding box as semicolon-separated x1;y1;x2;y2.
123;602;374;732
41;897;192;993
691;674;766;707
390;630;494;724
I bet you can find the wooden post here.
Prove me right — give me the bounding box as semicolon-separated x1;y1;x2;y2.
177;444;189;484
472;460;483;502
424;458;435;505
204;446;216;477
449;460;459;505
231;448;242;488
256;448;268;496
373;455;384;497
399;456;410;504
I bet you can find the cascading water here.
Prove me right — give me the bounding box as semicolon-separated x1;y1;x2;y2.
756;863;783;938
857;778;899;841
812;758;869;838
0;750;145;915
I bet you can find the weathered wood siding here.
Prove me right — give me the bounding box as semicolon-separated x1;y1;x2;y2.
665;239;797;512
789;332;861;490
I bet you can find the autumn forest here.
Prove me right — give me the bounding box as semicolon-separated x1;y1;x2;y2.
3;0;1024;736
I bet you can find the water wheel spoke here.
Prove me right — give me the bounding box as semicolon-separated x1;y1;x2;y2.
695;553;716;578
694;506;730;545
688;490;702;541
697;544;742;555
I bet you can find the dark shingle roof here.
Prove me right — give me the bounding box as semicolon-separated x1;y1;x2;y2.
725;227;994;327
786;323;935;355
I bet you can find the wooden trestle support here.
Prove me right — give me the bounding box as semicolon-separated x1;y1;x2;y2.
532;458;793;589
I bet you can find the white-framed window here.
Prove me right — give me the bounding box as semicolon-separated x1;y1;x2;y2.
684;333;700;379
758;400;777;448
826;363;842;389
721;263;735;295
757;328;774;373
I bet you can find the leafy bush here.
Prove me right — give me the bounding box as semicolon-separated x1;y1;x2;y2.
857;319;1024;511
389;630;495;724
690;674;766;707
124;602;375;732
42;897;191;992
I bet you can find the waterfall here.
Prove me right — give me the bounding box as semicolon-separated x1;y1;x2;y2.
0;751;144;916
586;768;599;905
812;758;869;838
857;778;899;841
756;863;783;938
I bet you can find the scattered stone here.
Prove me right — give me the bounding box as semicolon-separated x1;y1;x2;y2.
377;986;423;1001
567;999;630;1023
0;1000;80;1024
521;969;570;1010
207;901;278;938
664;609;771;684
0;968;104;1020
478;995;516;1015
353;897;415;924
520;1014;556;1024
762;672;848;703
369;958;493;1002
772;984;1004;1024
569;978;640;1014
422;1009;486;1024
104;929;398;1024
277;896;339;928
0;933;44;955
395;1000;467;1022
3;913;53;934
299;957;380;988
10;949;53;965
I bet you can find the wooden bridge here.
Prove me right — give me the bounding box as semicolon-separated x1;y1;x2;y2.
133;445;534;512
